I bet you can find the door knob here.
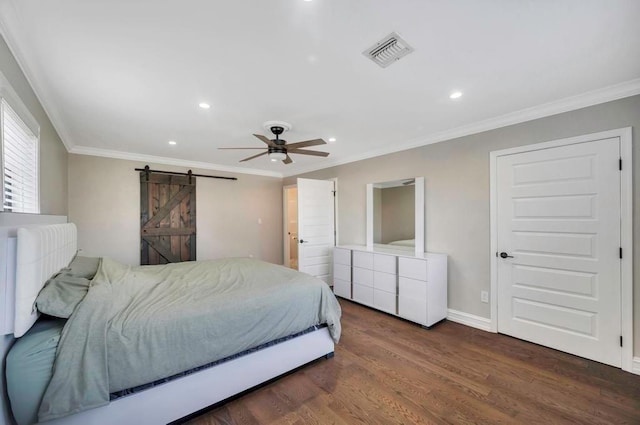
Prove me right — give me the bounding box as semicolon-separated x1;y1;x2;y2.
299;239;308;244
499;252;514;259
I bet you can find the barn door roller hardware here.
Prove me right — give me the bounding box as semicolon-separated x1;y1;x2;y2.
135;165;238;181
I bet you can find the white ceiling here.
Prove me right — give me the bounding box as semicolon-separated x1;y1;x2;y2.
1;0;639;177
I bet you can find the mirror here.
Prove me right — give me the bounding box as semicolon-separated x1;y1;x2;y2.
366;177;424;255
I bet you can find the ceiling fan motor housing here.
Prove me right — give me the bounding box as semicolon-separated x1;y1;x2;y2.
268;146;287;154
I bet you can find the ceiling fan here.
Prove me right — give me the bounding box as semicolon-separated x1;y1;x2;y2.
219;122;329;164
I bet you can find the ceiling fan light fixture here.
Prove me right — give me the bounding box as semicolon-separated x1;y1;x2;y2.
269;151;287;162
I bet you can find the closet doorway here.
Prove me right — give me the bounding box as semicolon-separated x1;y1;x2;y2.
283;185;299;270
283;178;337;285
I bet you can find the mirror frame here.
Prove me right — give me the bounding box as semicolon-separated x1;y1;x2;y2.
366;177;424;255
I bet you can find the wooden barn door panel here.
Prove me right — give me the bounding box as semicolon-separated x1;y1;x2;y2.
140;173;196;265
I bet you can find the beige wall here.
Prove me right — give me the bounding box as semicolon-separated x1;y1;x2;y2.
68;154;283;266
0;35;67;215
285;95;640;355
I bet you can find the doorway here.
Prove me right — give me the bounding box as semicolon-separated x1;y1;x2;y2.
283;185;299;270
490;128;633;371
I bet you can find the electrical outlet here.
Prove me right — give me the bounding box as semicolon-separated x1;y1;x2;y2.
481;291;489;303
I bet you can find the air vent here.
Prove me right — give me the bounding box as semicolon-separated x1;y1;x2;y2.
363;32;414;68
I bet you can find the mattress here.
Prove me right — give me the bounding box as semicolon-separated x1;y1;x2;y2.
5;316;324;425
5;317;65;425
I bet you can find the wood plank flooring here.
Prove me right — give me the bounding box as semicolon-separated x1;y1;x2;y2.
186;300;640;425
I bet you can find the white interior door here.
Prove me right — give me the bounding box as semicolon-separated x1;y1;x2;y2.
497;137;621;367
297;178;335;283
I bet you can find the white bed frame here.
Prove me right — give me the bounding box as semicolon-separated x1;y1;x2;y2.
1;223;335;425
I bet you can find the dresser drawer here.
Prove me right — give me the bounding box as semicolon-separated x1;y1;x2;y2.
333;248;351;266
334;263;351;282
352;267;373;287
353;284;373;306
352;251;374;269
373;271;396;293
399;276;427;299
399;257;427;281
398;296;427;324
333;278;351;299
374;253;396;274
374;289;396;314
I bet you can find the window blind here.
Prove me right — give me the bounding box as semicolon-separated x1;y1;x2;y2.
2;98;39;213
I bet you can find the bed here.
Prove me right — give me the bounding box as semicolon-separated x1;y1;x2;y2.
387;239;415;247
3;223;341;425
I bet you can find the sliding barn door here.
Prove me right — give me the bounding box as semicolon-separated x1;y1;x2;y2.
140;172;196;265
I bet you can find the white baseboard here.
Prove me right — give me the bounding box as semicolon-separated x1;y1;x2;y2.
446;311;640;375
447;309;492;332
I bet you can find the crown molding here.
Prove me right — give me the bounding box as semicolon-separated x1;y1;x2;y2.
282;78;640;177
0;2;76;151
69;146;283;178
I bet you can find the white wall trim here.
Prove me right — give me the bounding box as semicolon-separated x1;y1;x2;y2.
328;177;339;247
69;145;283;178
632;357;640;375
447;309;492;332
283;78;640;177
619;127;633;372
489;127;634;372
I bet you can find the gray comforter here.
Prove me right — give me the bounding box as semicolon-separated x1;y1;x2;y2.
38;257;341;422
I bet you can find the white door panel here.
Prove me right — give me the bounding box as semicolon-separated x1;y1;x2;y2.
497;137;621;367
297;178;335;283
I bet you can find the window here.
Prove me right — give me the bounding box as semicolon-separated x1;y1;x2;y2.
1;98;39;213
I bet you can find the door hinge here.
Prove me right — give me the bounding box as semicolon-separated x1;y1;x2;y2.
332;190;336;197
619;158;622;170
620;335;623;347
619;247;623;259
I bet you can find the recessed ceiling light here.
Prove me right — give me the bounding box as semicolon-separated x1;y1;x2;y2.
328;137;337;143
449;91;463;99
168;140;177;145
198;102;211;109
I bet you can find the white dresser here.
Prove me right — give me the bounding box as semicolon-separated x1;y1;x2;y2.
333;245;447;328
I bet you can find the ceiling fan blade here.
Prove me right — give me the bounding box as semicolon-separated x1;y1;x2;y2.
239;151;268;162
285;139;326;149
253;134;275;146
283;155;293;164
288;149;330;157
218;147;266;150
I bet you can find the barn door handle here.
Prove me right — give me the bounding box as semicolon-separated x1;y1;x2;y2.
499;252;514;259
299;239;308;244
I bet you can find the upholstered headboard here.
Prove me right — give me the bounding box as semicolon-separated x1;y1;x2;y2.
13;223;77;337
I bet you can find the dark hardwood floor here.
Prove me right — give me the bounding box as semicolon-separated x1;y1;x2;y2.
187;299;640;425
